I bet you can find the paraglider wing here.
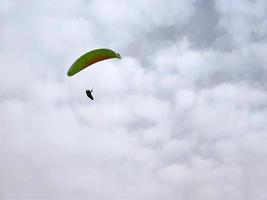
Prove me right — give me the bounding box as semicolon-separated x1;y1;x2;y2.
67;48;121;76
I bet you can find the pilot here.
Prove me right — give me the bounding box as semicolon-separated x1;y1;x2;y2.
86;89;94;100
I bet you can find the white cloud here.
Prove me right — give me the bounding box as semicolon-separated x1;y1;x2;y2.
1;0;267;200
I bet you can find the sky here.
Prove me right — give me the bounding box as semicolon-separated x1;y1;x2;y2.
1;0;267;199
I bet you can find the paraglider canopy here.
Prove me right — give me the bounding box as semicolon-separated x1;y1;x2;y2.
67;48;121;76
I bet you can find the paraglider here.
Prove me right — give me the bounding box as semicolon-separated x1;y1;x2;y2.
67;48;121;100
86;89;94;100
67;48;121;76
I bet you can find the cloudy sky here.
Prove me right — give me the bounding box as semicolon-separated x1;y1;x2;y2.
1;0;267;199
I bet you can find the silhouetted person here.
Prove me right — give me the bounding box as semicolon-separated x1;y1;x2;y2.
86;89;94;100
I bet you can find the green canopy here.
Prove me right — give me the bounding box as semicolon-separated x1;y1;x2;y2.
67;48;121;76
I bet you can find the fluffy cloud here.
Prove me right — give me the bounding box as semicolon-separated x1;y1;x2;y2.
1;0;267;200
